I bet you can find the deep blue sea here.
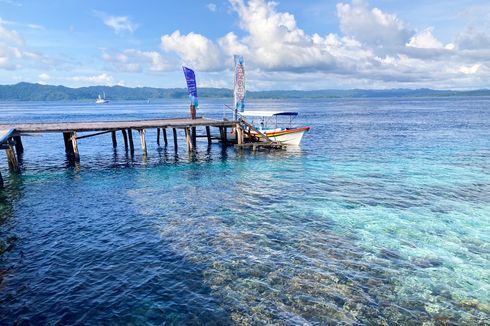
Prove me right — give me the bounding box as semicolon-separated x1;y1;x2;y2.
0;98;489;325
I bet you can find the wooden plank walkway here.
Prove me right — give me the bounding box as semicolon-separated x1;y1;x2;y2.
0;117;235;133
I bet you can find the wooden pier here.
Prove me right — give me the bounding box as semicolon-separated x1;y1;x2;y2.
0;116;286;188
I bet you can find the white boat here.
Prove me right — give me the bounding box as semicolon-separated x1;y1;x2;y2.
96;92;109;104
241;111;310;145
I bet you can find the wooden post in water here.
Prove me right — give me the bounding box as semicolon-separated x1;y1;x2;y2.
191;127;197;147
206;126;212;145
219;127;228;144
163;128;168;146
63;132;74;155
0;170;3;188
185;127;193;151
13;135;24;154
236;125;243;145
138;129;147;156
127;129;134;153
70;132;80;161
6;142;20;172
111;131;117;148
157;128;160;146
121;130;128;151
172;128;178;150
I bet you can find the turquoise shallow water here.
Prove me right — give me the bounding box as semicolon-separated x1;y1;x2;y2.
0;98;489;324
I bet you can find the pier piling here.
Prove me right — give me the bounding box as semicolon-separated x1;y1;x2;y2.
163;128;168;146
127;129;135;153
121;130;128;151
111;131;117;148
6;142;20;172
71;132;80;161
173;128;178;150
63;132;74;154
139;129;147;156
185;127;193;151
206;126;212;145
191;127;197;147
13;135;24;154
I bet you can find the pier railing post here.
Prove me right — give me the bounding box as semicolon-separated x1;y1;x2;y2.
190;104;196;119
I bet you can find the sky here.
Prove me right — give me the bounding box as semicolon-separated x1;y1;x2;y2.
1;0;490;90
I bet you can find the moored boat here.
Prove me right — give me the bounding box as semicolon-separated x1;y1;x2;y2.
96;92;109;104
241;111;310;145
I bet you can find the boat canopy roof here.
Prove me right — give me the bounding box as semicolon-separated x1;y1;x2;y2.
241;111;298;117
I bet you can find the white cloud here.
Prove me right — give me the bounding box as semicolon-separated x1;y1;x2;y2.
94;11;137;34
38;73;50;80
0;19;55;70
161;30;224;71
336;0;413;49
406;28;444;49
70;73;114;85
458;64;481;74
0;0;22;7
102;49;173;72
455;27;490;50
27;24;45;30
207;3;217;12
199;78;229;88
0;18;24;45
220;0;338;71
216;0;490;88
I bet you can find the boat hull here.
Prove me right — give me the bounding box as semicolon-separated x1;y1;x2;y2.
255;127;310;145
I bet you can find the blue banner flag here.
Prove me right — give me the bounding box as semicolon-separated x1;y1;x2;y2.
182;66;198;107
234;55;245;113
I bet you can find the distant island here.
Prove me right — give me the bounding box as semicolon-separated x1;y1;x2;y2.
1;82;489;101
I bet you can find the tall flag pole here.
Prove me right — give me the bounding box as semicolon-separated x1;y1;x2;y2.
182;66;198;119
233;55;245;120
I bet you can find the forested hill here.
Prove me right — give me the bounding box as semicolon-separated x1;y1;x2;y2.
1;82;489;101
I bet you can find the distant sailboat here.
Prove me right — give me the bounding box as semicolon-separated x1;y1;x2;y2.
96;92;109;104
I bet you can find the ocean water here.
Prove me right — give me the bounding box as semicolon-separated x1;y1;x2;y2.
0;98;489;325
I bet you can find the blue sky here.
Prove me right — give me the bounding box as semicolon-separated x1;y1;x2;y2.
1;0;490;90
